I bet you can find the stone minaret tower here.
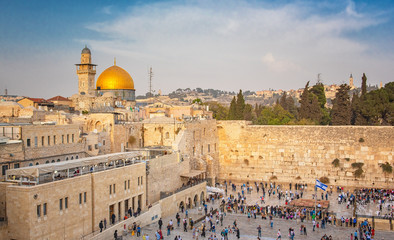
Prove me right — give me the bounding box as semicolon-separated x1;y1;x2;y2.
349;74;354;88
76;46;96;96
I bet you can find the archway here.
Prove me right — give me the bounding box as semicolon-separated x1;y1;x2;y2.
45;160;49;164
57;159;60;162
95;121;103;131
179;201;185;213
51;160;55;163
193;194;198;207
187;197;192;209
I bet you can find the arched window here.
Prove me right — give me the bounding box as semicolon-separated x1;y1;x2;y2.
57;159;60;162
36;162;39;165
76;155;79;159
45;161;49;164
66;157;69;161
51;160;55;163
29;163;33;166
71;156;74;160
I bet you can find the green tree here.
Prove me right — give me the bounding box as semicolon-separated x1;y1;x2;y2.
256;105;295;125
309;83;326;109
331;84;351;125
243;104;253;121
361;73;367;96
299;81;311;120
228;96;237;120
206;102;228;120
235;90;245;120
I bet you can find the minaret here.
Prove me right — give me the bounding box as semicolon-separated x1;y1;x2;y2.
75;45;97;96
349;74;354;89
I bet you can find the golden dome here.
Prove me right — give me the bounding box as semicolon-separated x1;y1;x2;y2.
96;65;134;90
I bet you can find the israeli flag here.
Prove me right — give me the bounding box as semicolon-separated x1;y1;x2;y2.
316;179;327;191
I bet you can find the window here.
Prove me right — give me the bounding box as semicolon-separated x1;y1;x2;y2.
88;145;92;151
34;136;37;147
51;160;55;163
94;144;98;149
79;193;82;204
201;146;203;155
83;192;86;203
57;159;60;162
208;144;210;153
67;134;69;143
72;134;74;143
128;180;130;189
65;197;68;209
47;136;50;145
193;147;195;156
71;156;73;160
65;157;68;161
62;135;64;144
141;176;143;185
76;155;78;159
27;138;31;147
113;184;116;194
124;181;127;190
204;128;206;136
45;161;49;164
138;177;140;186
2;165;8;176
59;198;63;210
37;205;41;217
103;140;105;145
29;163;33;166
53;135;56;144
42;136;44;146
35;162;39;165
109;185;112;194
14;163;20;169
43;203;47;216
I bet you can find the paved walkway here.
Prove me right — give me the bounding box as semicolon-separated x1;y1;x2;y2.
122;184;393;240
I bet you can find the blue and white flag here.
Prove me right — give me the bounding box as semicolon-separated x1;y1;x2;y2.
316;179;327;191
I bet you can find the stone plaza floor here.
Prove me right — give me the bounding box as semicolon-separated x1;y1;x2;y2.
123;185;394;240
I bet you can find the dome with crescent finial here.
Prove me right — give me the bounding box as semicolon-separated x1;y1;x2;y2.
82;45;91;54
96;62;134;90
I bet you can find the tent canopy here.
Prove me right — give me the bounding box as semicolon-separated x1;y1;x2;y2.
6;151;143;178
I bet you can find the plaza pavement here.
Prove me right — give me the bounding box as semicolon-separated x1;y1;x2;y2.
123;184;394;240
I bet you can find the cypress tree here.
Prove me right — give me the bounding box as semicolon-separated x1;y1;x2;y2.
299;81;310;120
228;96;237;120
235;90;245;120
331;84;351;125
361;73;367;96
279;92;288;110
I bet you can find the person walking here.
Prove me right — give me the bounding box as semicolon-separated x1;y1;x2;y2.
99;220;103;232
158;218;163;230
114;230;118;240
276;229;281;239
137;225;141;237
257;225;262;237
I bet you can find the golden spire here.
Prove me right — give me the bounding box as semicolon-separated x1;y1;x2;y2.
114;57;116;66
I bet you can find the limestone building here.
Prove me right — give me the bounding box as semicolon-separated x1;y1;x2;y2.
71;46;136;112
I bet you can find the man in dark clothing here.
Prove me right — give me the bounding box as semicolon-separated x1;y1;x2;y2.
99;220;104;232
111;213;116;225
114;230;118;240
158;218;163;230
236;227;240;239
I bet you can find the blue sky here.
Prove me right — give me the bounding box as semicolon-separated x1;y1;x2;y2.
0;0;393;98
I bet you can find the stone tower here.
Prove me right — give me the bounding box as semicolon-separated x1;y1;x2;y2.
76;46;97;96
349;74;354;88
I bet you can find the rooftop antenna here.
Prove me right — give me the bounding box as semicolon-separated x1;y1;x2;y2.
317;73;322;83
148;66;154;97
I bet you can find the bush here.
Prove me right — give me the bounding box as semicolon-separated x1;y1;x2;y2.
319;176;330;184
244;159;249;165
380;162;393;174
332;159;340;167
296;176;301;180
354;168;364;178
345;158;350;161
359;138;365;143
128;136;136;145
269;175;278;180
351;162;364;169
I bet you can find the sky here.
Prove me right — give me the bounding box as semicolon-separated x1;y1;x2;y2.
0;0;393;98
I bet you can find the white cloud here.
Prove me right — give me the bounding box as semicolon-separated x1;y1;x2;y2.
81;0;391;94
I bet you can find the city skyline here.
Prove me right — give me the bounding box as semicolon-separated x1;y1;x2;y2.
1;0;393;98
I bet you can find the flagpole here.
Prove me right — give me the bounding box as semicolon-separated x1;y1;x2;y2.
315;182;317;221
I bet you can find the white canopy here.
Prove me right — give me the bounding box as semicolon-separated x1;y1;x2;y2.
6;151;143;178
206;186;225;194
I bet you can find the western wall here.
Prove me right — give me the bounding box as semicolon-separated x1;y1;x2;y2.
217;121;394;188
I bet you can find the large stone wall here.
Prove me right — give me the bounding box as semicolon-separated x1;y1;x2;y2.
217;121;394;188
